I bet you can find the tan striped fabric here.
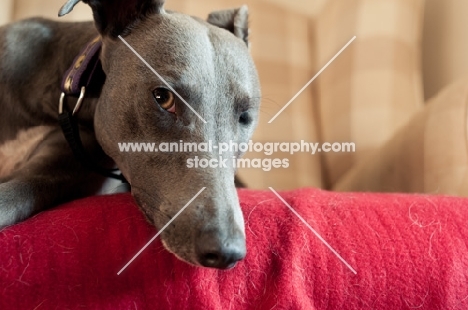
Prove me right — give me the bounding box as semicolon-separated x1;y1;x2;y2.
335;77;468;197
241;1;321;190
423;0;468;101
315;0;425;188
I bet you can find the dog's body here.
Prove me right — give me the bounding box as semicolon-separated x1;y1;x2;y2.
0;0;261;269
0;19;109;222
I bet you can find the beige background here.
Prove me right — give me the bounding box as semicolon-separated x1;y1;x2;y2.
422;0;468;100
1;0;468;192
2;0;328;22
2;0;467;103
0;0;325;190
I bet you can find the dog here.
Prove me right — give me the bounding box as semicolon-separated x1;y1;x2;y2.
0;0;261;269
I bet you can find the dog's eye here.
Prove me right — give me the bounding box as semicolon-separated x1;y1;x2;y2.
153;88;175;113
239;111;251;125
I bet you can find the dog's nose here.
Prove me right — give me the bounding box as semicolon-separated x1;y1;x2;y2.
196;232;246;269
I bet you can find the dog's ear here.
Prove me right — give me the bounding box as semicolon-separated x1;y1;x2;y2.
207;6;249;46
58;0;81;17
58;0;165;37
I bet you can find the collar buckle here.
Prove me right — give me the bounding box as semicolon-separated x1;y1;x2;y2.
59;86;86;115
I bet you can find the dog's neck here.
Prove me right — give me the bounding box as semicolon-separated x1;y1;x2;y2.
38;21;102;129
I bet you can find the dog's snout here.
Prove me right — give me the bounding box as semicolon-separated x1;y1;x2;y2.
196;232;246;269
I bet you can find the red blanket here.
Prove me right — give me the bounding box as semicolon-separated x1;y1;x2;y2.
1;188;467;309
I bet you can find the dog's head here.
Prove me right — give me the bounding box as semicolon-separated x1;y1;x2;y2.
60;0;261;269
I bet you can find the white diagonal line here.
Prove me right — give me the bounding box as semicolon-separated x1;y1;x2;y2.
268;35;356;123
269;187;357;274
118;35;207;124
117;187;206;275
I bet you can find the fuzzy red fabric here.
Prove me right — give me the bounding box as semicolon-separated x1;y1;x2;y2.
1;188;467;310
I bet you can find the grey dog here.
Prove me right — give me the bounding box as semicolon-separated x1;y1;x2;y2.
0;0;261;269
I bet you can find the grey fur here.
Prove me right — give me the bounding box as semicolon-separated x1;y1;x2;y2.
3;21;53;81
0;0;260;269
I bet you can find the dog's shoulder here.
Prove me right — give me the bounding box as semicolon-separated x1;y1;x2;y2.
0;17;95;83
1;17;55;41
0;18;51;73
